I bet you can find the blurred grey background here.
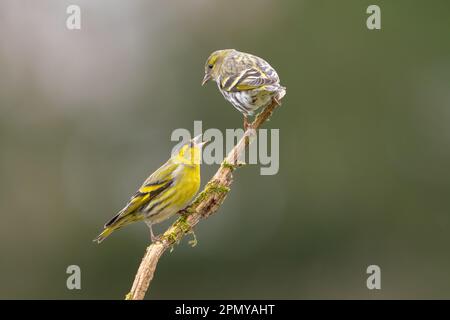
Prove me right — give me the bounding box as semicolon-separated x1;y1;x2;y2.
0;0;449;299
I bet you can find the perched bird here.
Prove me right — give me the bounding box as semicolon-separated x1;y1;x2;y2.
202;49;286;129
94;135;206;243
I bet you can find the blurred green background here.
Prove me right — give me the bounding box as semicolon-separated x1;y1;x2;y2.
1;0;449;299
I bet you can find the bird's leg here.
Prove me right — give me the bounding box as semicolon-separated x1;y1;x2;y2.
243;115;249;131
145;221;160;243
149;225;156;242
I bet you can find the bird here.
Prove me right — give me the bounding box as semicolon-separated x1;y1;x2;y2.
202;49;286;129
94;135;206;243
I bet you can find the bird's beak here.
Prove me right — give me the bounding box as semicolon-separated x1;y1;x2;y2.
192;134;203;144
191;134;209;147
201;73;211;86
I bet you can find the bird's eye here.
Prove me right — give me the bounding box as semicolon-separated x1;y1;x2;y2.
208;64;213;69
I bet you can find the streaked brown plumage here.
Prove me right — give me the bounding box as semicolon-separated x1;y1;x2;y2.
202;49;286;127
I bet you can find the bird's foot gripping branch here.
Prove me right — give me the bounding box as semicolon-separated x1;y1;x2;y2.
163;180;231;247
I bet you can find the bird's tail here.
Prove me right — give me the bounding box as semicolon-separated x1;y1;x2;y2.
276;86;286;101
93;213;138;244
93;227;116;244
265;85;286;102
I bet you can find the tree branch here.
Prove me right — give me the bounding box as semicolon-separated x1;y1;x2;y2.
125;99;281;300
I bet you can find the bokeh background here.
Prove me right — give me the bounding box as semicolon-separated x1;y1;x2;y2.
1;0;449;299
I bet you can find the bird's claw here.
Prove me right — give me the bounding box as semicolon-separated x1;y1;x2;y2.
273;97;281;106
188;231;198;247
151;233;164;243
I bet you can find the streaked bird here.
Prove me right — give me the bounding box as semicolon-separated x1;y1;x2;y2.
94;135;206;243
202;49;286;129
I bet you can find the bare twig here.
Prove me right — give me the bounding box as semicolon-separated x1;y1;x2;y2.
125;99;281;300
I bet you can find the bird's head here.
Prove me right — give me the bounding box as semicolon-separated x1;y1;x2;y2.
176;134;208;166
202;49;234;85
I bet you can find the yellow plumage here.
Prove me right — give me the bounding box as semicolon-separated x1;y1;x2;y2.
94;135;205;243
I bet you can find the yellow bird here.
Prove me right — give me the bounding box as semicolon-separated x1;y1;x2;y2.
94;135;206;243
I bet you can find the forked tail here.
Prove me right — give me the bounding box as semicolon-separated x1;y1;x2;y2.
93;212;138;243
93;227;116;244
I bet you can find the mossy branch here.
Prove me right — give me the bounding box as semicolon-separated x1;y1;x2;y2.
125;98;281;300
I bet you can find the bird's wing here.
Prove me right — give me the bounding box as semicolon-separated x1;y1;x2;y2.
104;160;176;227
220;55;280;92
